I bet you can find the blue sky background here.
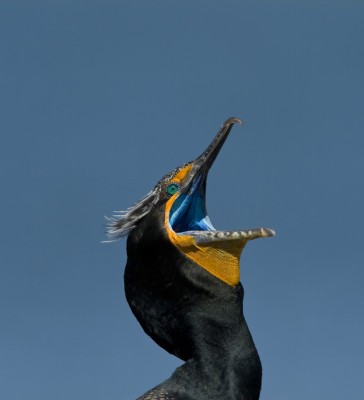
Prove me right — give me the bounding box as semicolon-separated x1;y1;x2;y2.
1;1;363;399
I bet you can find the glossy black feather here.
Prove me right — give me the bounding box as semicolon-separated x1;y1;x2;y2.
125;206;262;400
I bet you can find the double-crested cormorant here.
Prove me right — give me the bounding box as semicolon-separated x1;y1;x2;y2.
107;118;275;400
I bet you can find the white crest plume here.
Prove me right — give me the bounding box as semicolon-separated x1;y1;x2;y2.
106;186;160;240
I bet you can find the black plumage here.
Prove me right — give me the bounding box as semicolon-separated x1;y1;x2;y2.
107;118;275;400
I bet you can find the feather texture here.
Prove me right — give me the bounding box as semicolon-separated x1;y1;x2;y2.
106;186;161;239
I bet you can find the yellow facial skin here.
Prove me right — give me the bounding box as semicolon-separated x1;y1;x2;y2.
164;164;246;286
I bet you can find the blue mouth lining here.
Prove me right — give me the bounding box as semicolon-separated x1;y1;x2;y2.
169;180;215;234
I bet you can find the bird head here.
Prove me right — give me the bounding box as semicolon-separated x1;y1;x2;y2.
107;117;274;286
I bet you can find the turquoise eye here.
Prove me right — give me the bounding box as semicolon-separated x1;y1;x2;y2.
166;183;180;197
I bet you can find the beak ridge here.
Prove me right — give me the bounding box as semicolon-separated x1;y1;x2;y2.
194;117;243;174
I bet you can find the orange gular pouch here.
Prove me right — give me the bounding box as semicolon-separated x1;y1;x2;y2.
165;176;248;286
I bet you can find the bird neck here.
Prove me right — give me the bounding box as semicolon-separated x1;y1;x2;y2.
163;305;262;400
126;212;262;399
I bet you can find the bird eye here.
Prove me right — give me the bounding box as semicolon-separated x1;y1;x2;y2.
166;183;180;197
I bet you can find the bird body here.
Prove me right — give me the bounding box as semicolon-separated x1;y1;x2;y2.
107;118;275;400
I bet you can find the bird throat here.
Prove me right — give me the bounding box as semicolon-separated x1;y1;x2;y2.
165;197;246;286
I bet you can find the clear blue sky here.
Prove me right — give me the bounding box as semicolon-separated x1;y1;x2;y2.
1;1;363;399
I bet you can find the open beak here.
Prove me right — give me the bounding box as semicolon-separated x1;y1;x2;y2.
170;117;275;244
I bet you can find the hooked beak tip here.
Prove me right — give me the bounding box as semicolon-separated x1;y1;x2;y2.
223;117;243;128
